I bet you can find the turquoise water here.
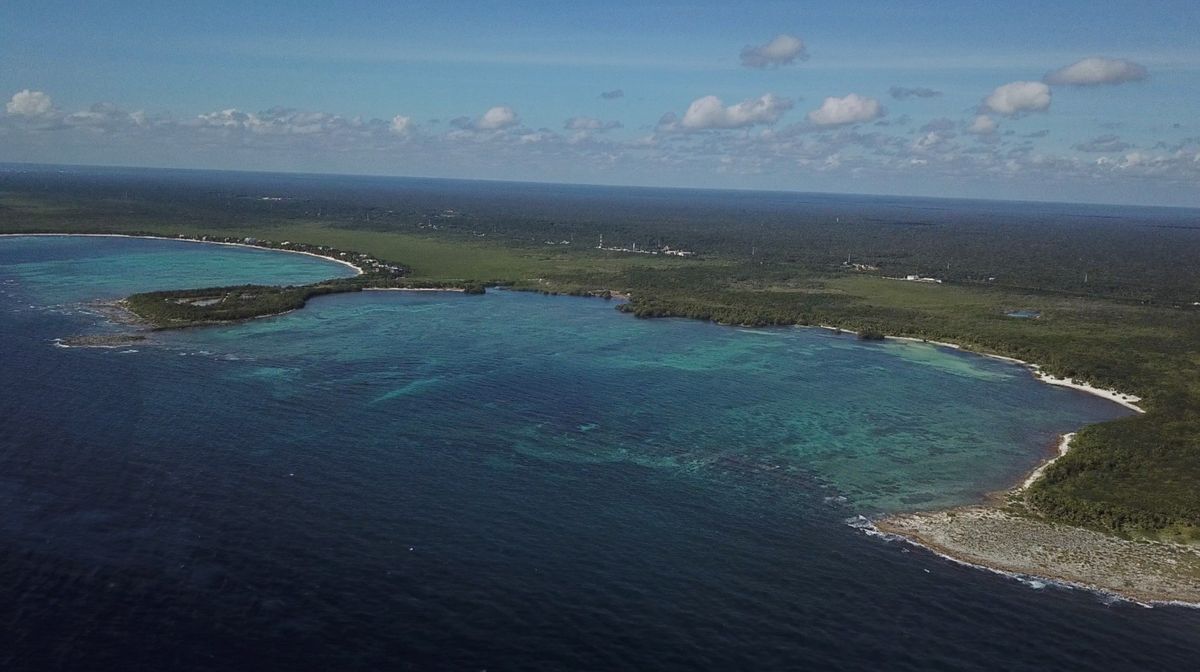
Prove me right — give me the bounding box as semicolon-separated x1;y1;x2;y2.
0;235;357;305
166;289;1115;513
2;236;1194;671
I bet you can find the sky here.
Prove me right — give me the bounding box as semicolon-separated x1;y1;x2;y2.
3;0;1199;206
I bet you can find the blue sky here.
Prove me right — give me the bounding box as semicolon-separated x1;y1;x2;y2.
3;1;1199;205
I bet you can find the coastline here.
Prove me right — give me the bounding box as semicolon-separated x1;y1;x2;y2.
0;233;371;335
848;337;1191;604
1020;432;1075;491
15;233;1139;413
0;232;367;276
884;334;1145;413
1031;368;1144;413
865;413;1199;605
873;508;1200;606
12;231;1188;603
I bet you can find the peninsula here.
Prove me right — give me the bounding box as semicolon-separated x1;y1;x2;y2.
0;233;485;330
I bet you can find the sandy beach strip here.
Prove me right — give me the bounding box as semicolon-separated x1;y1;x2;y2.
0;232;366;276
816;324;859;335
1020;433;1075;490
1030;368;1144;413
810;327;1144;414
883;334;1144;413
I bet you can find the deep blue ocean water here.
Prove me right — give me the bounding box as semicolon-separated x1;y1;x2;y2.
1;236;1198;671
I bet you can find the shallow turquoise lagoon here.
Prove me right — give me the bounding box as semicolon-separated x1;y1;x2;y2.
171;288;1120;512
0;234;357;305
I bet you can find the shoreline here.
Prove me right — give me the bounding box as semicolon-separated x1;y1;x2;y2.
865;414;1192;605
1031;368;1144;413
7;233;1140;413
13;231;1186;603
850;515;1146;604
737;319;1169;602
872;508;1200;607
1020;432;1075;490
0;233;1154;413
0;232;366;276
822;335;1184;604
883;334;1144;413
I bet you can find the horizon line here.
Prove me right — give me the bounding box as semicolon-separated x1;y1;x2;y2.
4;160;1198;214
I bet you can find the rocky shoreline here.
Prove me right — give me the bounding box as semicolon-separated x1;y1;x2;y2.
875;507;1200;605
56;333;148;348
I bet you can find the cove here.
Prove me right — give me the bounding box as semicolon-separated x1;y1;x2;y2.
2;235;1196;672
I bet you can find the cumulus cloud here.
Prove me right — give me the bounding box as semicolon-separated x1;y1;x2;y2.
1073;134;1132;153
476;105;519;130
518;130;555;144
911;130;955;153
6;89;53;117
1045;57;1148;86
889;86;942;100
390;115;413;135
564;116;622;132
6;90;1200;205
983;81;1051;117
195;108;257;129
189;107;402;140
967;115;997;135
806;94;885;127
678;93;794;129
65;102;146;131
740;34;808;68
1092;150;1194;174
600;89;624;100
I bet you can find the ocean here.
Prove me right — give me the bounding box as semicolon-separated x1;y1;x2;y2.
1;235;1196;671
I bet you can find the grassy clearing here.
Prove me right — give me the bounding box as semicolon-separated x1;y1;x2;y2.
231;223;544;280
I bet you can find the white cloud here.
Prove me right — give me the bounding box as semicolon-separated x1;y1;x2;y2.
390;115;413;134
740;34;808;68
6;89;53;117
192;107;385;137
1045;57;1148;86
64;102;145;131
968;115;997;135
983;81;1051;117
477;106;519;130
680;93;793;129
564;116;621;131
196;108;257;129
1095;150;1185;172
912;131;954;153
519;131;554;144
6;91;1200;205
806;94;885;126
